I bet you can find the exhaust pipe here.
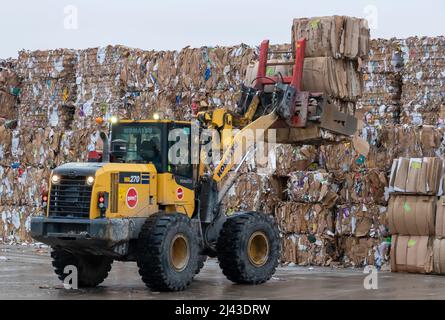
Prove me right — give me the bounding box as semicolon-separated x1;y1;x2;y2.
100;132;110;163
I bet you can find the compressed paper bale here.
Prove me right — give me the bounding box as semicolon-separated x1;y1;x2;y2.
275;202;335;236
267;144;318;177
302;57;362;101
387;195;436;236
398;36;445;125
363;38;404;74
388;157;443;195
286;171;339;208
222;173;285;214
16;49;77;80
0;206;38;243
0;124;13;166
335;204;388;238
291;16;370;60
0;166;50;207
339;236;390;268
281;234;339;266
320;125;399;173
391;235;434;274
334;169;388;205
0;60;20;120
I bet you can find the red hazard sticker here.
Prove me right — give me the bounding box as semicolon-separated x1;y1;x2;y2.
126;188;138;209
176;187;184;200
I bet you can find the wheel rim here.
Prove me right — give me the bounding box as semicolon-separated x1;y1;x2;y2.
170;234;190;272
247;231;269;267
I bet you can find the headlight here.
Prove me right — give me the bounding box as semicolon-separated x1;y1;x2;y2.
51;175;60;184
86;176;95;186
110;116;118;124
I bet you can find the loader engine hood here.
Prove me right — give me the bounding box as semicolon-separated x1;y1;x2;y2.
52;162;105;177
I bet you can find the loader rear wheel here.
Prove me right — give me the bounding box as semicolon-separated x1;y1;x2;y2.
137;213;199;292
51;248;113;288
216;212;280;284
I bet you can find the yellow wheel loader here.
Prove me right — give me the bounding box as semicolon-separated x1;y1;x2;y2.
31;39;357;291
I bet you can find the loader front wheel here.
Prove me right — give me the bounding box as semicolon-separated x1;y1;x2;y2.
216;212;280;284
137;213;199;292
51;248;113;288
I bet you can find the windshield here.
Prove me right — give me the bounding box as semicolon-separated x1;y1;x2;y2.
111;123;162;170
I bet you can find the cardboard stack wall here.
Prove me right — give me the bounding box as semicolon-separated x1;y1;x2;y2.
388;157;443;274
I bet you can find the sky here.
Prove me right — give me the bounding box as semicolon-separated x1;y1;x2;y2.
1;0;444;58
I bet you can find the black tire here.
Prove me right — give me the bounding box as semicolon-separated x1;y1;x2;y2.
195;255;207;275
51;248;113;288
216;212;280;284
137;213;199;292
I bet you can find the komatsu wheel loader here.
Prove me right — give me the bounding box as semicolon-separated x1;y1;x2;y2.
31;39;357;291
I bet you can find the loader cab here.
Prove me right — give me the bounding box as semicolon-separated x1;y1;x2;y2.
110;120;194;180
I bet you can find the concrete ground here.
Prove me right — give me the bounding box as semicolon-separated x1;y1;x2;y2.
0;244;444;300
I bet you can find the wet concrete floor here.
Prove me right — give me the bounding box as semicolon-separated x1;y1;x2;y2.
1;244;444;300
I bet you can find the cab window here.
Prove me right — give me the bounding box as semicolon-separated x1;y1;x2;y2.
111;124;162;171
168;124;193;178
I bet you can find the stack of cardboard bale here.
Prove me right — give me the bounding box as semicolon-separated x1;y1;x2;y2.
0;59;20;120
222;144;318;215
0;59;42;243
277;17;390;267
399;36;445;126
292;16;369;114
388;157;443;274
277;170;340;266
358;39;403;126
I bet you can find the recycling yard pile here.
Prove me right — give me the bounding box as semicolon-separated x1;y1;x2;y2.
1;16;445;271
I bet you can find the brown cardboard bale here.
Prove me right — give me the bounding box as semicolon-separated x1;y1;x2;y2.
0;62;20;120
281;236;297;264
275;202;334;235
272;144;318;177
399;37;445;125
389;157;443;195
335;204;388;238
0;91;18;120
321;125;398;172
339;237;389;268
435;197;445;238
433;238;445;274
223;173;284;214
391;235;433;274
302;57;362;101
335;169;388;205
291;16;369;60
0;206;38;243
287;171;338;207
387;195;436;236
0;124;13;166
363;38;403;74
0;166;50;207
281;234;339;266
